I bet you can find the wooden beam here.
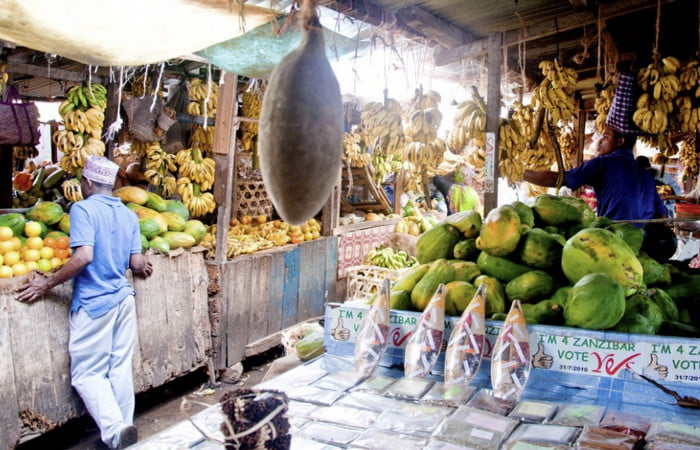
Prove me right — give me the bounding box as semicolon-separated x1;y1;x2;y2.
213;71;239;264
434;40;486;66
6;61;96;84
483;32;502;213
394;6;471;48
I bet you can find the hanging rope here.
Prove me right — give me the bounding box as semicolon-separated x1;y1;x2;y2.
653;0;662;61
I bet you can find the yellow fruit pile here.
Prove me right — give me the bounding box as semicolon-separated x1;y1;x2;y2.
0;224;70;278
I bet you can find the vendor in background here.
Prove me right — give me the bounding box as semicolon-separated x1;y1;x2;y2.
432;166;483;216
636;155;682;217
524;124;667;221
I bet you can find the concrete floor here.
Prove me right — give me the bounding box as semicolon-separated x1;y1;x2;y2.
15;348;296;450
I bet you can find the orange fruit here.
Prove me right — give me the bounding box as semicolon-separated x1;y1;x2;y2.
26;236;44;250
0;226;13;241
43;236;56;248
55;236;70;250
49;257;62;269
54;248;71;260
24;221;43;238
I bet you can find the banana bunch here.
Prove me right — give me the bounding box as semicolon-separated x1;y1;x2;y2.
401;139;444;169
557;125;577;169
532;60;578;123
634;57;681;134
0;63;7;94
679;59;700;91
130;72;161;97
371;152;403;184
59;84;108;113
241;79;266;134
188;78;219;118
143;142;177;197
594;83;615;134
191;125;215;153
675;96;700;133
175;144;215;191
176;177;216;217
62;108;105;139
56;133;105;174
422;138;447;176
679;136;699;180
364;244;417;270
62;178;84;202
403;108;442;145
498;120;527;185
406;89;441;110
12;145;39;160
359;100;405;155
675;59;700;133
448;88;488;155
342;132;370;167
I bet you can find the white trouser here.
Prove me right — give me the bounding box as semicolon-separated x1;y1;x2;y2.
69;295;136;449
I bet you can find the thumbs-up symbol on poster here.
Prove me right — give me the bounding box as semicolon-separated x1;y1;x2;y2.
531;343;553;369
643;353;668;379
331;318;350;341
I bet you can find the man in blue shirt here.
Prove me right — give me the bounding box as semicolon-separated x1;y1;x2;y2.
524;124;666;221
17;156;153;449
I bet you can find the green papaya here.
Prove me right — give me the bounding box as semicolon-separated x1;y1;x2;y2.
159;211;187;232
625;293;664;333
510;201;535;229
476;251;531;282
476;205;523;256
184;220;207;245
550;233;567;247
162;231;196;249
564;273;626;330
522;299;562;325
416;224;461;264
606;223;644;255
514;228;563;270
549;286;572;309
543;225;559;234
58;213;71;234
444;281;478;316
612;313;655;335
532;194;585;226
411;259;455;311
390;289;412;311
452;261;481;283
139;233;149;252
139;218;162;240
564;222;587;239
638;252;665;286
665;274;700;304
647;288;679;322
444;210;482;238
149;236;171;255
393;263;430;292
562;228;643;296
165;199;190;221
505;270;555;303
453;238;479;261
144;191;168;212
473;275;506;317
26;201;64;225
0;213;26;237
657;264;672;285
590;216;613;228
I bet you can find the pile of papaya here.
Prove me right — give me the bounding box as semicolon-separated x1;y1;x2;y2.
386;194;700;338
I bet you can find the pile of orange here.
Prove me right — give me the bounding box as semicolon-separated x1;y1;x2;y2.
0;222;71;278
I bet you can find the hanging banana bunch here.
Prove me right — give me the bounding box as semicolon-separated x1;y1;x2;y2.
130;71;163;98
191;125;216;154
557;124;577;169
175;143;215;191
633;56;681;134
342;132;370;167
176;177;216;217
531;60;578;124
55;83;108;175
674;58;700;135
188;78;218;154
594;83;615;134
62;178;84;202
359;99;405;156
12;145;39;160
240;79;266;152
143;142;177;197
371;152;403;185
679;136;700;181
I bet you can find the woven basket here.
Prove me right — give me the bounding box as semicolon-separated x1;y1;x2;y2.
345;264;401;301
235;179;273;218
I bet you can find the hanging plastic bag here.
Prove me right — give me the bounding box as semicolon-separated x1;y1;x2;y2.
0;85;39;145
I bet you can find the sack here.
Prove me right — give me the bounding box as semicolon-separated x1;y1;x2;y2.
0;86;40;145
606;71;644;135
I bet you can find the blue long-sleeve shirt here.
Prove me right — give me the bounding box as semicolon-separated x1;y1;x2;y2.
564;147;666;221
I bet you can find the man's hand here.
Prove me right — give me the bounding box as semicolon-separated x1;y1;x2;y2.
135;261;153;278
15;275;51;303
130;254;153;278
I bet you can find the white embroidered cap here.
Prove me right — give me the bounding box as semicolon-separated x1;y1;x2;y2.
82;156;119;185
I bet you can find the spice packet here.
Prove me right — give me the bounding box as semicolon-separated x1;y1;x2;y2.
490;300;531;402
467;388;516;416
297;421;363;447
433;405;518;449
404;284;446;378
505;423;580;446
424;440;478;449
507;400;558;423
313;370;363;392
599;409;650;441
290;435;343;450
308;405;379;429
354;279;392;379
549;403;605;427
384;376;435;401
421;381;476;408
444;284;486;385
575;425;638;449
287;400;321;418
372;402;453;436
350;375;396;394
287;385;344;406
256;364;327;391
349;429;428;449
645;421;700;446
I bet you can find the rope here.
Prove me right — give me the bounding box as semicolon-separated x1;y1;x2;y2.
597;3;602;81
653;0;662;61
150;62;165;112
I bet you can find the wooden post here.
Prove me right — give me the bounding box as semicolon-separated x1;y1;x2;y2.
212;72;239;264
574;96;585;167
104;80;121;159
483;32;502;213
321;167;341;236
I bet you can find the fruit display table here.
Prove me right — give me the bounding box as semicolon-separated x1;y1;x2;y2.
0;251;211;449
